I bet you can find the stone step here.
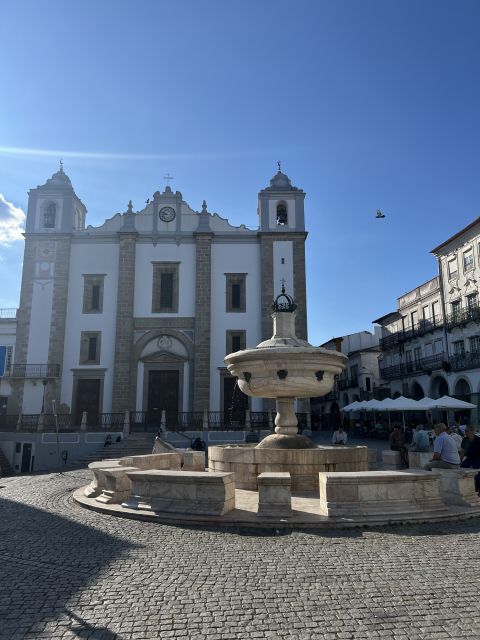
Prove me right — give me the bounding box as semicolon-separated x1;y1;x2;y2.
74;434;155;466
0;446;15;477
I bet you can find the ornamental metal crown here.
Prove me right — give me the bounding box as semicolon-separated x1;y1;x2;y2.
272;282;297;313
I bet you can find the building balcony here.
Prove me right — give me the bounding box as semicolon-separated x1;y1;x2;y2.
4;364;60;379
379;316;444;351
450;350;480;372
445;304;480;331
338;377;359;390
379;353;445;381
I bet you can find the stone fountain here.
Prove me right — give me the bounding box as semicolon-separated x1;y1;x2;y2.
75;288;480;526
209;289;369;490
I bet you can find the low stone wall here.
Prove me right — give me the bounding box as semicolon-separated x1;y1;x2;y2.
319;470;445;519
182;451;205;471
435;468;480;507
209;445;368;491
257;472;292;518
381;450;403;470
124;470;235;516
85;460;122;497
118;452;181;470
408;451;432;469
96;466;138;504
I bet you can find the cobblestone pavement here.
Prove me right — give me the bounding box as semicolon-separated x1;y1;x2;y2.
1;470;480;639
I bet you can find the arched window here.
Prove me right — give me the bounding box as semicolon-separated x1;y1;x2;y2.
43;203;56;228
276;203;288;226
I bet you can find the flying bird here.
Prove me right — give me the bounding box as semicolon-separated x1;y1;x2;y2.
376;209;386;219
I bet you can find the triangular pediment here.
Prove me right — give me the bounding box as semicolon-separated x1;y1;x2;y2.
141;350;186;363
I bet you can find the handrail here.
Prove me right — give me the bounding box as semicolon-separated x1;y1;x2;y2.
0;308;17;319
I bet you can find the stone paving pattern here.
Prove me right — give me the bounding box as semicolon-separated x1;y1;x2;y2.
1;469;480;639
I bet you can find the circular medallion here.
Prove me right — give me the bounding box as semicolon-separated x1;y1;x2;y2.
157;336;173;351
159;206;176;223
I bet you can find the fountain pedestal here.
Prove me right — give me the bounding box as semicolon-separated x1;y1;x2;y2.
224;292;347;449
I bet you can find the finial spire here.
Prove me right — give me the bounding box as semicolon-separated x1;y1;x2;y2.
59;158;64;172
164;173;174;186
277;160;281;172
280;277;286;294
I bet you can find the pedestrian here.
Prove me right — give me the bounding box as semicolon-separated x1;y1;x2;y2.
332;425;347;445
410;425;430;452
389;424;409;467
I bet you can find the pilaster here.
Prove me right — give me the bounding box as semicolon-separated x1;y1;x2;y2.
112;233;138;412
8;239;36;413
45;237;72;410
193;232;213;412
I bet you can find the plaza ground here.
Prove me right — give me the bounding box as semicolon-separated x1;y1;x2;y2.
1;438;480;639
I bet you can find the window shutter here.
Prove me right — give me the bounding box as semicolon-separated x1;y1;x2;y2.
160;272;174;309
88;336;97;362
231;283;241;309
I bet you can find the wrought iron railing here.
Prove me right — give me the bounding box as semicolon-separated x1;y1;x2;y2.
0;308;17;319
0;410;307;433
379;315;444;350
380;353;446;381
4;364;60;379
445;304;480;331
450;350;480;372
0;412;125;432
338;377;359;390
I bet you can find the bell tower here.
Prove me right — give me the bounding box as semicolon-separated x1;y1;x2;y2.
10;165;86;414
257;165;305;233
25;162;87;234
258;168;308;342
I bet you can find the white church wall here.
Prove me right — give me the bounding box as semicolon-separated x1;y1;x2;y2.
61;242;119;411
23;280;54;412
134;243;196;317
209;242;262;410
22;381;45;414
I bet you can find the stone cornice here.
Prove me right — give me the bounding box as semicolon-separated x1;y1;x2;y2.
134;317;195;330
257;231;308;240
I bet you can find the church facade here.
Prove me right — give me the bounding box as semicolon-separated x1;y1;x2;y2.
7;167;308;421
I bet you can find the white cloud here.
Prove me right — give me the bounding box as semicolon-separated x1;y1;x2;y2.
0;193;26;245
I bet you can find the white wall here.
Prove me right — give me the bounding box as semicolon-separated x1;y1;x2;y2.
134;243;196;317
61;242;119;411
272;241;293;298
23;280;54;412
209;242;262;410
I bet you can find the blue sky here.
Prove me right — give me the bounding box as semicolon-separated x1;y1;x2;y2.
1;0;479;345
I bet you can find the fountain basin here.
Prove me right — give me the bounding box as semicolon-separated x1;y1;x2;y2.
208;444;369;491
225;347;346;399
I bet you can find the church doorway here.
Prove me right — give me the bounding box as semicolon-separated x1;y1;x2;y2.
147;370;179;426
74;379;101;424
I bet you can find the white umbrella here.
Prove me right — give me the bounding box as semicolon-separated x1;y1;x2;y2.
426;395;476;410
417;396;436;408
377;396;421;427
390;396;422;410
341;400;368;412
